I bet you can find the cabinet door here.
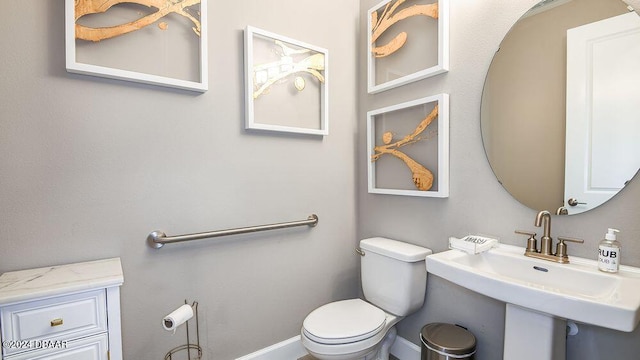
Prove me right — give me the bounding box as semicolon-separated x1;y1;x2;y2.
6;334;108;360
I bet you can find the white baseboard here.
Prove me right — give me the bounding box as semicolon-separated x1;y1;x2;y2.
235;335;421;360
389;336;421;360
235;336;308;360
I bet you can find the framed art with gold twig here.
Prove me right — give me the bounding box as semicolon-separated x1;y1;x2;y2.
244;26;328;136
65;0;208;92
367;94;449;197
367;0;449;94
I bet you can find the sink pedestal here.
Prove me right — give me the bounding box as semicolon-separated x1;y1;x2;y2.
504;304;566;360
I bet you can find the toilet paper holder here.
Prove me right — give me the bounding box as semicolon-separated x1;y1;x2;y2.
164;300;202;360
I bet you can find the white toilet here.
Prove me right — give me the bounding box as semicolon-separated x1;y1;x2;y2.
301;237;432;360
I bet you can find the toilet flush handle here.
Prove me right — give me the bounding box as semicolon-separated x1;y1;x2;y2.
355;247;365;256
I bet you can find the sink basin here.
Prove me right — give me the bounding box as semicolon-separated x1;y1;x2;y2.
426;243;640;332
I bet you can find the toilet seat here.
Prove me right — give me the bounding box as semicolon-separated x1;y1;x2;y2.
302;299;386;345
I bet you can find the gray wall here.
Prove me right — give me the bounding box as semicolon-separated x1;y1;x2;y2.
358;0;640;359
0;1;359;359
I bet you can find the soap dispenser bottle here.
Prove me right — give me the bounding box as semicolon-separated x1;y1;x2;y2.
598;228;621;273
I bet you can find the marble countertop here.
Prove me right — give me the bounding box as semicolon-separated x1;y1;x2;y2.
0;258;123;305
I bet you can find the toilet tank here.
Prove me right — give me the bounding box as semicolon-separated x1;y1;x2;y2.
360;237;432;316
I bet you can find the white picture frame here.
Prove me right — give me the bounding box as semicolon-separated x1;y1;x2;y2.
367;0;449;94
244;26;329;136
367;94;449;197
65;0;208;92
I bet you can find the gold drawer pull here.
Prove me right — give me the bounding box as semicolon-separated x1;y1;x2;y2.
50;318;64;327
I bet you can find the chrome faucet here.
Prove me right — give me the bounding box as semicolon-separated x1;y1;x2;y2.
535;210;553;255
515;210;584;264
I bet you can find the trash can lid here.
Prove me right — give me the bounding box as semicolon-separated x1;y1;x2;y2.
421;323;476;356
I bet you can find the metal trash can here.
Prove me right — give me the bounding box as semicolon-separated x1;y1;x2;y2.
420;323;476;360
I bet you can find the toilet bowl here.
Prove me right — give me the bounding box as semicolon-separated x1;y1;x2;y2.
301;238;431;360
301;299;400;360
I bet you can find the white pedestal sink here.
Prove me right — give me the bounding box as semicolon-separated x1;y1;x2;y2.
426;244;640;360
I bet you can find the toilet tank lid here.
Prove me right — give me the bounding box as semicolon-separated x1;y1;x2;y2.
360;237;432;262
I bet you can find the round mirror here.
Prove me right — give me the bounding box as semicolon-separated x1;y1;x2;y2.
481;0;640;215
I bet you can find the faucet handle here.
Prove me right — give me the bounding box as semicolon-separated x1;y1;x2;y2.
555;236;585;260
558;236;584;244
515;230;538;253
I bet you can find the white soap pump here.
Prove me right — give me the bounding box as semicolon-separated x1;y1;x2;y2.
598;228;621;273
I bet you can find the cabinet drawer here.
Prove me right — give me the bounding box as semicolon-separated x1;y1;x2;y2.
1;290;107;356
5;333;109;360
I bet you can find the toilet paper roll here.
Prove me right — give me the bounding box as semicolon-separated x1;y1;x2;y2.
162;304;194;332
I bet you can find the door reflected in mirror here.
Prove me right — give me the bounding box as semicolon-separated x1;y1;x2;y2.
481;0;640;215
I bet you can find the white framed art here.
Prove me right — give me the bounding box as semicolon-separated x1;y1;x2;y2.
65;0;208;92
367;0;449;94
244;26;329;136
367;94;449;197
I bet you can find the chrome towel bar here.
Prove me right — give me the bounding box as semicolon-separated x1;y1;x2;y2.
147;214;319;249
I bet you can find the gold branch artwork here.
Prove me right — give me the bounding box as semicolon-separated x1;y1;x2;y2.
371;0;438;58
75;0;202;42
372;105;439;191
252;40;325;99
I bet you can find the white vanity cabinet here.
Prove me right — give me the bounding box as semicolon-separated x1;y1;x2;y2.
0;258;123;360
